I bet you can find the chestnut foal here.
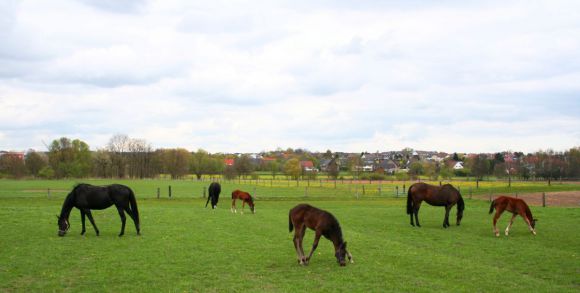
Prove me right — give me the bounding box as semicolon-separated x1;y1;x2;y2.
489;196;537;237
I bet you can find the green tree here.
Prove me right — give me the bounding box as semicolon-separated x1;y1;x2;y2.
25;151;47;178
48;137;92;178
284;158;302;180
327;156;340;179
268;160;280;179
408;161;423;179
191;149;213;180
164;148;191;179
234;155;254;178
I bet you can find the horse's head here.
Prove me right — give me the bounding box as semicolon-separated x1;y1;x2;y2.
456;210;464;226
335;242;348;266
248;198;255;214
57;215;70;237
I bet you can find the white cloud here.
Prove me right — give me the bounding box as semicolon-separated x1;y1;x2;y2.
1;0;579;153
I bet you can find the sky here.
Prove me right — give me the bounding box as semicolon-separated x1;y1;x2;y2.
1;0;579;154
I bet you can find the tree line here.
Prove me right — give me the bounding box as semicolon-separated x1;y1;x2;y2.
0;134;579;181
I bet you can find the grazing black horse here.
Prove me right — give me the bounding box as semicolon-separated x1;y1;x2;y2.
289;204;353;266
407;182;464;228
205;182;221;209
57;184;140;237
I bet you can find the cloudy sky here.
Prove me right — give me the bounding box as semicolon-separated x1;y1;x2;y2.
1;0;579;154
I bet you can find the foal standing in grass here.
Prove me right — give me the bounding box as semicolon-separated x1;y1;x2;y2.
289;204;353;266
489;196;537;237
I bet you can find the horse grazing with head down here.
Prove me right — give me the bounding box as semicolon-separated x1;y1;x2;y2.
489;196;537;237
231;189;255;214
205;182;221;209
289;204;353;266
57;183;140;237
407;182;464;228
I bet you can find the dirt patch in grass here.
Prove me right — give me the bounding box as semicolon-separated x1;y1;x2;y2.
474;191;580;207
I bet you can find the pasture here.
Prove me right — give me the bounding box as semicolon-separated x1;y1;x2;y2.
1;179;579;292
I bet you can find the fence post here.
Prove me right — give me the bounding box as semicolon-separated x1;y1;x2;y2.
515;192;518;198
157;188;160;199
334;180;337;189
47;188;51;199
469;187;472;199
169;185;172;199
542;192;546;207
362;185;365;195
378;184;382;196
396;186;399;198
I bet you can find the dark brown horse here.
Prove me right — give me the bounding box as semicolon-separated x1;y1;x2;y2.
231;189;255;214
289;204;353;266
57;183;140;237
407;183;464;228
489;196;537;237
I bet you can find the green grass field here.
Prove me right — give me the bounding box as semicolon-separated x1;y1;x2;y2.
1;179;579;292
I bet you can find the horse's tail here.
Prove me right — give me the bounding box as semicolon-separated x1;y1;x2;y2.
406;187;413;215
488;199;496;214
457;193;465;214
128;188;140;232
288;212;294;232
457;192;465;223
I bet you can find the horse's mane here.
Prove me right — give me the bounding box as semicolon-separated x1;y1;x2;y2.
326;212;344;243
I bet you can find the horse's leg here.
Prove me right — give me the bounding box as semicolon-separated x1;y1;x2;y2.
414;202;422;227
80;210;86;235
305;230;322;265
346;249;354;264
298;226;307;264
443;205;451;228
231;199;236;213
493;210;503;237
241;201;245;215
293;226;305;265
505;213;517;236
123;206;139;235
85;210;100;236
521;213;537;235
116;206;127;237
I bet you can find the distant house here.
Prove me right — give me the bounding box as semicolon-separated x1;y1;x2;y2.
300;161;317;172
453;162;464;170
0;151;25;161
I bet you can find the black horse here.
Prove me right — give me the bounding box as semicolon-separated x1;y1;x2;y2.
407;182;464;228
57;183;140;237
289;204;353;266
205;182;221;209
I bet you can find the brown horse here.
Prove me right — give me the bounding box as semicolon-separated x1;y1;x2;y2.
407;183;464;228
289;204;353;266
489;196;537;237
231;189;255;214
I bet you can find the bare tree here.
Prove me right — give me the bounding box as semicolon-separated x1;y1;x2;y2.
107;134;130;178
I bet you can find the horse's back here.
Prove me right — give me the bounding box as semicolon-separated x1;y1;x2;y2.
72;184;114;209
209;182;221;196
410;182;460;205
495;196;529;212
232;189;250;199
290;204;339;231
